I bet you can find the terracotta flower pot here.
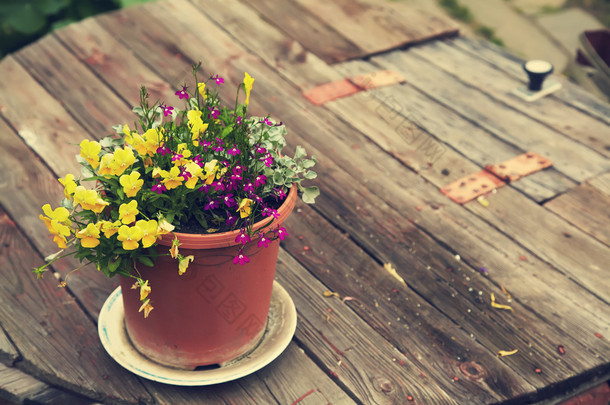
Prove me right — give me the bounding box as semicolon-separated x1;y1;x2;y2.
119;186;297;370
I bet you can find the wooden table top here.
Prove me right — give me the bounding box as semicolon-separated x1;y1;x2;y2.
0;0;609;404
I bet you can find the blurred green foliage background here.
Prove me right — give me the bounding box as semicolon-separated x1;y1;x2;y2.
0;0;152;58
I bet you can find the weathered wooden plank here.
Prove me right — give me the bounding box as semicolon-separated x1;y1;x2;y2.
588;172;610;196
450;37;610;126
245;0;363;64
292;0;458;60
329;74;574;201
0;208;153;404
0;324;19;367
13;35;133;136
367;50;610;184
138;343;353;405
283;193;610;397
406;39;610;158
192;0;344;91
255;344;356;405
329;59;610;304
0;362;49;404
17;377;97;405
195;0;573;203
274;250;476;405
544;184;610;247
0;83;119;319
0;56;91;177
54;18;180;104
135;378;263;405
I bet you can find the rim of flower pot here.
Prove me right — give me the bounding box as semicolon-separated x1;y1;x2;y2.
157;185;297;249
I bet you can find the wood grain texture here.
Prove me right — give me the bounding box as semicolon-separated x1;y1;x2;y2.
0;208;152;404
588;172;610;196
195;0;574;203
0;56;93;177
293;0;458;60
14;35;133;136
275;251;466;405
0;325;19;366
545;184;610;247
193;0;345;91
246;0;363;64
0;362;48;404
368;50;610;184
450;37;610;126
0;103;118;319
407;39;610;158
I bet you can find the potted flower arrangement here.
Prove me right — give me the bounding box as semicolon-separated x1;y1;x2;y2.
34;64;318;369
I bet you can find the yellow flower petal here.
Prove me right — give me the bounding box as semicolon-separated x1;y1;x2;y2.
178;255;194;275
243;72;254;105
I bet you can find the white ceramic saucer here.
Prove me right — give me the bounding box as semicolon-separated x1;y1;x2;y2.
98;281;297;386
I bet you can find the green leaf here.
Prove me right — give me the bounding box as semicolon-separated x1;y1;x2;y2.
272;170;285;185
302;186;319;204
108;257;122;273
38;0;71;15
5;4;46;34
304;170;317;180
293;145;306;160
138;256;154;267
220;125;234;139
302;158;316;169
61;197;74;210
120;0;153;7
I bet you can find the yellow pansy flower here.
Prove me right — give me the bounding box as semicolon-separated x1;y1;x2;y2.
73;186;109;213
243;72;254;105
160;166;184;190
138;280;151;301
119;200;139;224
80;139;101;169
76;223;101;248
178;255;194;275
197;82;208;99
237;198;253;218
125;131;147;156
119;171;144;198
202;159;218;185
58;174;77;200
110;147;136;176
187;109;207;140
156;217;175;235
99;153;114;177
143;128;163;156
139;298;153;318
135;219;158;248
117;224;143;250
100;220;122;238
184;161;203;189
169;237;180;259
41;204;70;224
51;234;68;249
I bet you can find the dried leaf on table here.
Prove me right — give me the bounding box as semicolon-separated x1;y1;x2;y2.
384;262;405;285
497;349;519;357
491;292;514;312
